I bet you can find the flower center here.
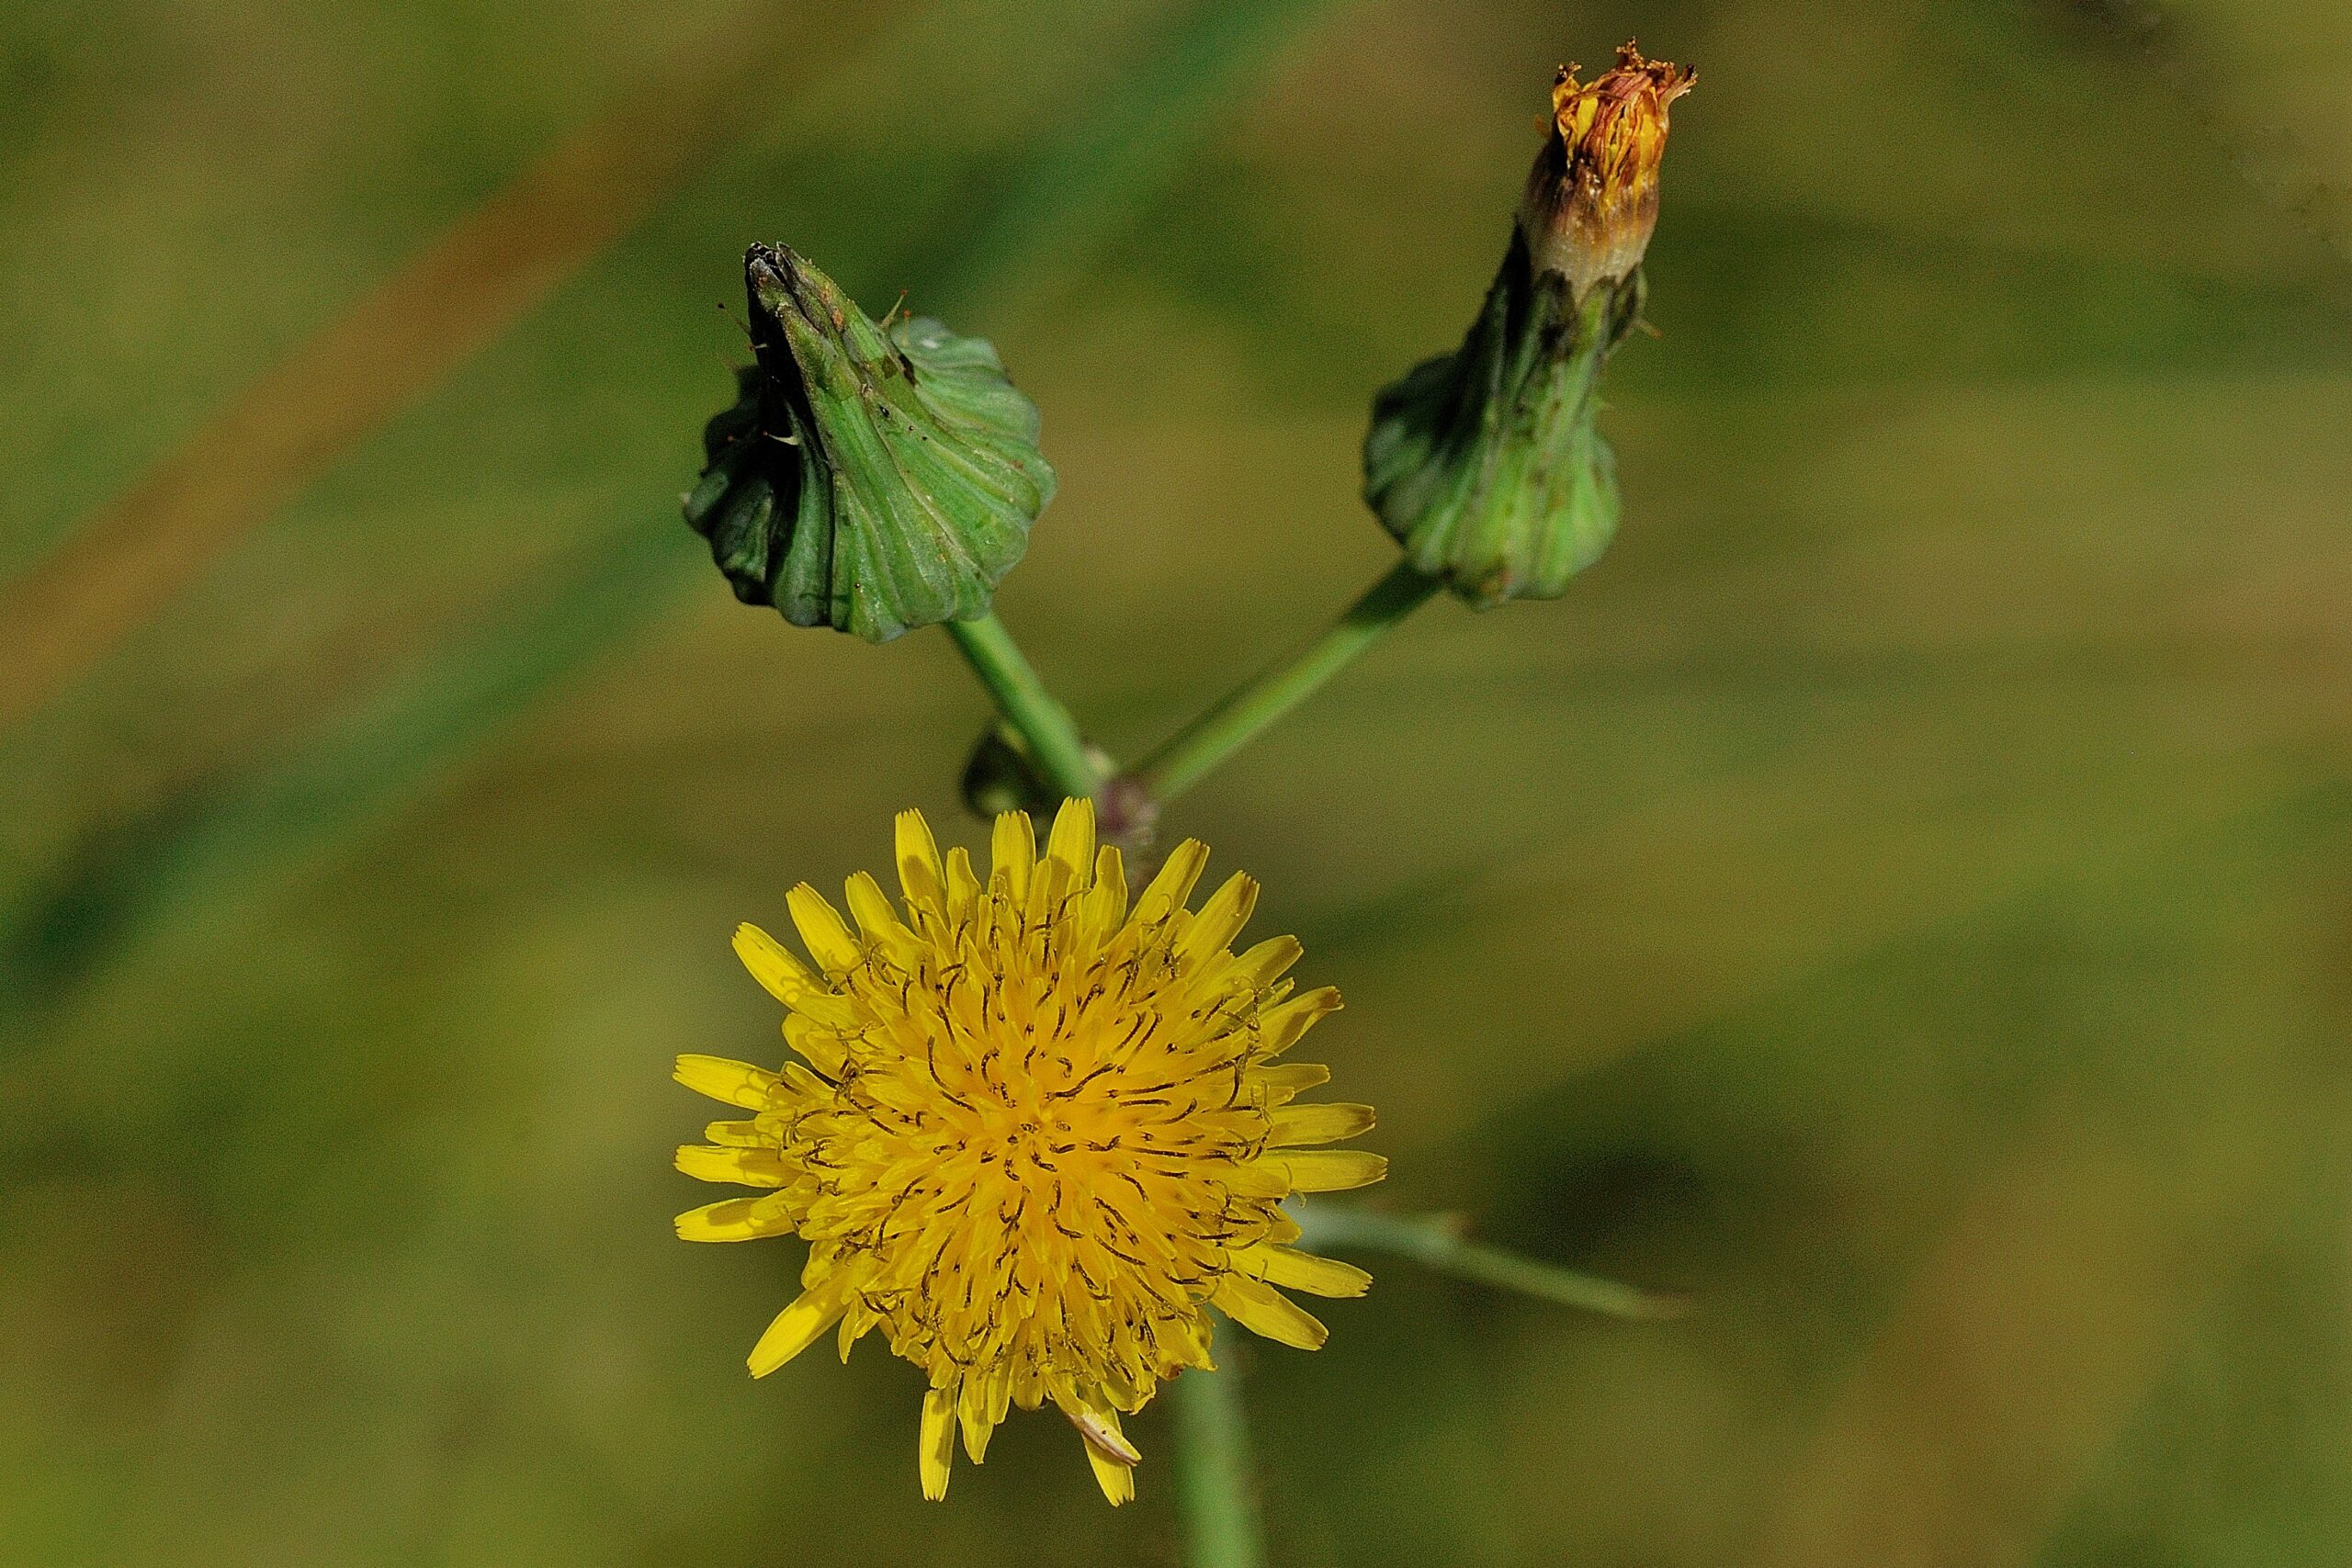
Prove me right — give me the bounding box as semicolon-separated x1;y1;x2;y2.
786;961;1272;1394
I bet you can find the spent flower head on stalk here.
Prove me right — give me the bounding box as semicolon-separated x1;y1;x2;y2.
1520;43;1696;306
1363;42;1694;606
684;244;1056;643
673;800;1383;1503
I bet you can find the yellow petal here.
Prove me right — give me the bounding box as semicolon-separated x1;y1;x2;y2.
920;1384;956;1501
1085;1442;1135;1506
1231;933;1302;989
1213;1274;1328;1350
1082;845;1129;933
1044;795;1096;882
989;809;1036;901
1165;1313;1215;1371
674;1145;790;1187
730;924;825;1008
673;1054;781;1111
1059;1386;1142;1466
1270;1102;1376;1147
747;1275;855;1377
786;884;863;974
1250;1245;1373;1299
674;1193;793;1241
944;845;981;924
1260;986;1342;1058
1134;839;1208;925
1253;1062;1330;1106
844;871;912;948
895;808;945;908
837;1300;872;1362
958;1373;1000;1463
1055;1386;1137;1506
779;1061;831;1100
1176;872;1259;964
701;1118;768;1147
1222;1160;1294;1200
1265;1148;1387;1192
782;1014;846;1077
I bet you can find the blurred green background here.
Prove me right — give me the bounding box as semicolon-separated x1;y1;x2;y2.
5;0;2352;1563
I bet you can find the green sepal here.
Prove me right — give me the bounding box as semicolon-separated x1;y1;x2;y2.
684;244;1056;643
1363;231;1642;606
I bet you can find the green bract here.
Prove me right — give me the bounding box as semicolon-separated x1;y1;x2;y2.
1362;233;1642;607
684;243;1055;643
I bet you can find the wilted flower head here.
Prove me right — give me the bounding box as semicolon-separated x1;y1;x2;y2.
673;801;1382;1503
682;243;1055;643
1363;42;1691;605
1519;42;1696;301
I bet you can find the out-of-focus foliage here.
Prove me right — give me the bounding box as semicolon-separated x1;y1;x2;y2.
4;1;2351;1565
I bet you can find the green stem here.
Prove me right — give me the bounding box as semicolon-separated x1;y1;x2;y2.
1170;1356;1265;1568
943;613;1101;802
1295;1207;1686;1320
1132;559;1441;804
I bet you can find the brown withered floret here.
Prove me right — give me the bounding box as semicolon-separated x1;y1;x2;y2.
1519;41;1696;300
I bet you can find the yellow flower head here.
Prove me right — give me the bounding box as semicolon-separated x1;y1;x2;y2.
673;800;1382;1504
1519;40;1696;300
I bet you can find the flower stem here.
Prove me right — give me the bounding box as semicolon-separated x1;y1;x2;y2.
1130;559;1441;805
1170;1358;1265;1568
943;613;1101;802
1295;1207;1686;1320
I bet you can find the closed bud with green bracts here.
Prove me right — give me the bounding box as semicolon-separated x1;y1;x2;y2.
1363;43;1691;607
683;243;1056;643
958;722;1119;820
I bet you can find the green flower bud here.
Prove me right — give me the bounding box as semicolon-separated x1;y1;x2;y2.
1363;44;1691;606
958;722;1116;819
684;244;1055;643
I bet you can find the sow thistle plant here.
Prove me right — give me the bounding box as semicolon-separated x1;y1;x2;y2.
670;41;1692;1551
